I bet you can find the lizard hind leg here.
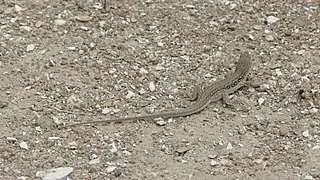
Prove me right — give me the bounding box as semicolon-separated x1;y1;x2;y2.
188;85;201;101
188;80;205;101
222;91;252;111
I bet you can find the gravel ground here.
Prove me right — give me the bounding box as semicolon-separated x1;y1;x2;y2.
0;0;319;180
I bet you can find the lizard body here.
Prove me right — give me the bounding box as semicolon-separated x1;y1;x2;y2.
59;52;252;128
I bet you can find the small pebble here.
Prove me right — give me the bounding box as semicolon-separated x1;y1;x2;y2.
279;126;289;136
36;167;73;180
106;166;116;173
210;160;219;166
35;21;43;28
26;44;35;52
209;20;219;27
67;47;76;51
266;16;279;25
157;41;164;47
93;3;103;9
109;68;117;74
89;42;95;48
310;108;318;114
176;147;190;155
275;69;282;76
75;15;93;22
67;95;83;108
155;118;167;126
226;142;233;150
123;150;132;156
265;35;274;41
88;158;100;165
219;159;231;165
312;145;320;150
52;116;62;125
253;159;263;164
208;154;217;159
99;20;106;27
138;88;146;94
110;142;117;153
15;5;24;13
92;154;98;159
80;26;89;31
0;100;8;108
297;49;305;55
180;55;189;61
48;137;60;140
186;5;195;9
302;130;310;137
139;67;149;74
35;126;42;132
19;141;28;150
229;3;237;9
7;137;17;142
155;64;165;70
171;88;179;94
248;34;254;40
17;176;27;180
261;84;270;90
55;19;66;26
69;141;77;150
19;26;32;32
149;82;156;91
253;25;262;30
258;98;265;106
39;49;47;54
125;91;135;99
304;175;313;180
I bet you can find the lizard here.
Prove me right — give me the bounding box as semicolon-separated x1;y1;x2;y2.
59;51;252;129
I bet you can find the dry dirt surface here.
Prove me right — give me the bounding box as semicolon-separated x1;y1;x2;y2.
0;0;319;180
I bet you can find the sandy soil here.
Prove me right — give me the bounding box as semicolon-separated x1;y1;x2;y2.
0;0;319;179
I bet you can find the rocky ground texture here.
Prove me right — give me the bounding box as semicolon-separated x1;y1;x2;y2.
0;0;319;180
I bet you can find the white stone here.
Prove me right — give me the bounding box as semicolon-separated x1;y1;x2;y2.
110;142;117;153
36;167;73;180
297;49;305;55
15;5;24;13
155;118;167;126
302;130;310;137
149;82;156;91
67;47;76;51
210;160;219;166
19;141;28;150
226;142;233;150
304;175;313;180
48;137;60;140
88;158;100;165
7;137;17;142
258;98;265;106
275;69;282;76
123;150;132;156
125;91;135;99
267;16;279;25
248;34;254;40
139;67;149;74
55;19;66;26
312;145;320;150
19;26;32;32
106;166;116;173
26;44;35;52
265;35;274;41
102;108;110;114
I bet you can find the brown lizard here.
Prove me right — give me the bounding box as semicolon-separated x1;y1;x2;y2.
59;52;252;128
